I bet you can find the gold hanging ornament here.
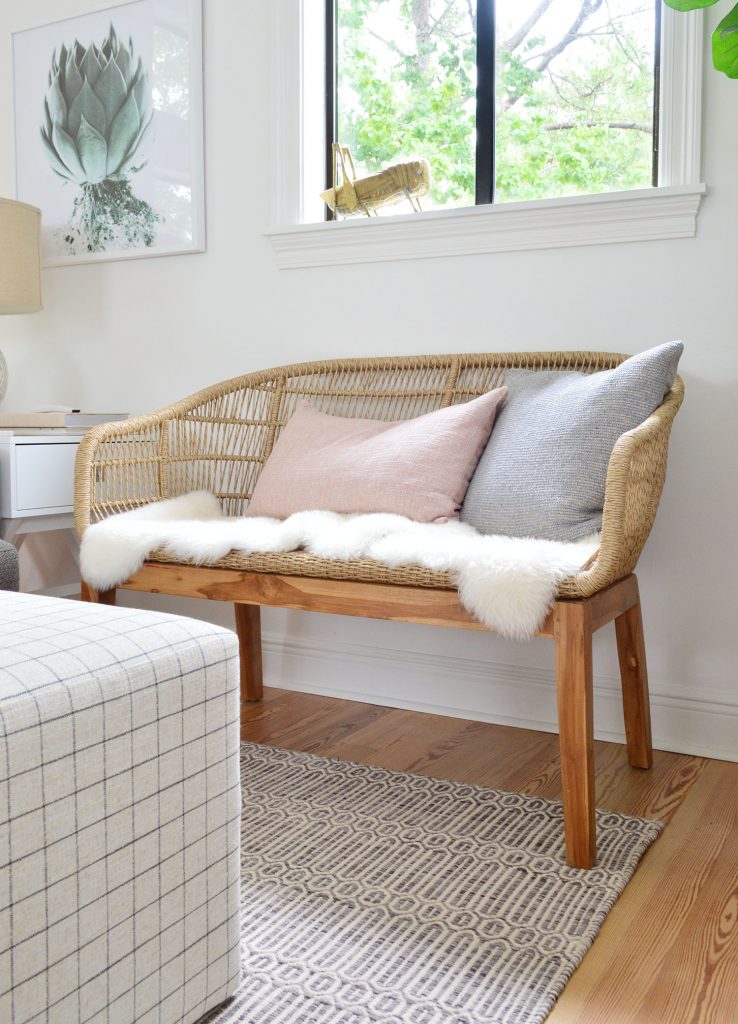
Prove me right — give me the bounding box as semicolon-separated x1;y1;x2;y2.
320;144;431;218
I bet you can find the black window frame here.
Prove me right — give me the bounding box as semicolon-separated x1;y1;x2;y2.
325;0;661;215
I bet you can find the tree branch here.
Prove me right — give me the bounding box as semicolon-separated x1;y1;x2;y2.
501;0;557;54
544;120;652;133
367;29;407;61
499;0;605;115
430;0;457;33
534;0;605;77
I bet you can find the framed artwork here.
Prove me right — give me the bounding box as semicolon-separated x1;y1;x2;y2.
13;0;204;267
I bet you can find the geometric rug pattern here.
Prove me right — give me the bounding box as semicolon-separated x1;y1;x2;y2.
206;743;662;1024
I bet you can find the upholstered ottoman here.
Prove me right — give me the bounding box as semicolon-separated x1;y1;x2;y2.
0;593;241;1024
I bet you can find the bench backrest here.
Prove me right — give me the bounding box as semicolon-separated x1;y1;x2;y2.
163;351;627;516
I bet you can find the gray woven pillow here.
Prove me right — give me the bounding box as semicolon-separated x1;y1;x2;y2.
460;341;683;542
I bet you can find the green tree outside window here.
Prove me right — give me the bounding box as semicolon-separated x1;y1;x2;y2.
336;0;659;210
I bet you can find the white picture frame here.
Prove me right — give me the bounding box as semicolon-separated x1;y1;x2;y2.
13;0;205;267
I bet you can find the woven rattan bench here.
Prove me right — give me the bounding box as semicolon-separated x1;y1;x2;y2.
75;352;683;868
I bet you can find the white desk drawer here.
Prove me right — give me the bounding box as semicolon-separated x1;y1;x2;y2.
15;442;78;511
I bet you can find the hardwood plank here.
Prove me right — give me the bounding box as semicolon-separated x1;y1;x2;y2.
240;685;298;720
510;739;620;803
416;720;561;789
327;708;468;770
547;758;738;1024
604;752;707;824
249;695;393;756
510;749;564;799
239;688;334;740
247;691;561;789
643;818;738;1023
487;732;563;793
504;739;701;813
326;707;469;771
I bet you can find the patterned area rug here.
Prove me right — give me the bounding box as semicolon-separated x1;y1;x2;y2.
206;743;661;1024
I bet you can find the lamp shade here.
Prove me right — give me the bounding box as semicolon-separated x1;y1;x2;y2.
0;198;42;314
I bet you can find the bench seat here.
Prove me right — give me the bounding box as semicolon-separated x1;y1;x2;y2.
145;546;595;596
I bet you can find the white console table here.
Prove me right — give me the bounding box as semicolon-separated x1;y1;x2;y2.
0;430;85;595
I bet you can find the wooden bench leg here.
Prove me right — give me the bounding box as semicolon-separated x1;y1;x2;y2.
615;579;653;770
235;603;263;703
554;600;596;869
80;582;117;604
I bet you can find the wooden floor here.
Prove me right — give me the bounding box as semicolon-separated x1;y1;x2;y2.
242;687;738;1024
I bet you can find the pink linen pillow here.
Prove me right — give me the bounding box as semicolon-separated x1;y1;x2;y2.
246;387;508;522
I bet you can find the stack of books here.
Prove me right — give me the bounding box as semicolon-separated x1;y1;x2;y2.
0;411;128;431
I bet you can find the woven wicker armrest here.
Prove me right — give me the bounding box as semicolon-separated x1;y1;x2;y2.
75;412;169;535
560;377;684;598
74;368;279;535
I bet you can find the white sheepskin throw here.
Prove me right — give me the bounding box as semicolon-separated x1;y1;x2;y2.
80;492;599;639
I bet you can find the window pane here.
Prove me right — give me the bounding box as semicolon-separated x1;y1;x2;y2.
336;0;477;213
494;0;657;203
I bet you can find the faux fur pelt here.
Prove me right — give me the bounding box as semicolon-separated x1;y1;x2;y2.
80;492;599;639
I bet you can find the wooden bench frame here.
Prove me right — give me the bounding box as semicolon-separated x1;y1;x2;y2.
81;567;652;869
75;353;680;870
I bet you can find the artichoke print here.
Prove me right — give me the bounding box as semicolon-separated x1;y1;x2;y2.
41;24;162;254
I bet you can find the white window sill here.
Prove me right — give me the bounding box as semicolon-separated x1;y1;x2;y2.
265;184;706;270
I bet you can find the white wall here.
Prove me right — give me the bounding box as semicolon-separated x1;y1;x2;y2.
1;1;736;760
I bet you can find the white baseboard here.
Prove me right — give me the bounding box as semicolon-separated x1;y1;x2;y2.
262;633;738;763
26;582;81;599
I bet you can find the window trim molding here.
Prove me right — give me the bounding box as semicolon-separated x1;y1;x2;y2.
659;5;703;186
267;1;706;268
267;183;705;269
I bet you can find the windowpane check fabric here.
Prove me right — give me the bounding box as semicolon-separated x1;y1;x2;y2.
0;593;241;1024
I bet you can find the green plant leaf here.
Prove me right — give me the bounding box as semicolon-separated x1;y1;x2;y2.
53;44;66;82
80;42;103;86
46;72;67;129
39;126;75;180
43;97;53;138
68;78;106;137
106;89;140;173
101;24;118;61
51;122;86;181
76;113;108;182
114;44;132;87
95;54;128;128
118;112;153;175
64;50;84;107
133;71;152;125
663;0;720;10
713;1;738;76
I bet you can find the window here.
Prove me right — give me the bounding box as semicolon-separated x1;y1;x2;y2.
326;0;661;215
267;1;704;267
